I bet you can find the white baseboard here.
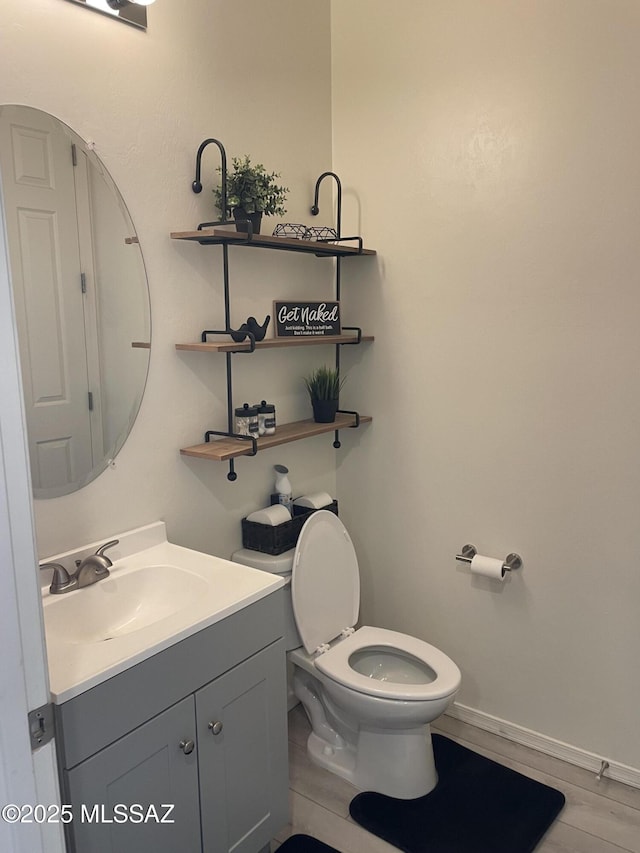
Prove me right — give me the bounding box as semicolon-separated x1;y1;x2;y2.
447;702;640;790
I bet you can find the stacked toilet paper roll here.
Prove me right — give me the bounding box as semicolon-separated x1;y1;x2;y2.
292;492;333;510
246;505;292;526
470;554;506;582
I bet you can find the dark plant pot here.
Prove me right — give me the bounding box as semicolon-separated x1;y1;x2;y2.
233;208;263;235
311;399;339;423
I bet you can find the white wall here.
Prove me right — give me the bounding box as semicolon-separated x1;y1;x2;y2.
5;0;640;785
332;0;640;772
0;0;339;562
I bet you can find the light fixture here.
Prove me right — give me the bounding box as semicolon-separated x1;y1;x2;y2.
86;0;119;14
106;0;155;8
66;0;154;30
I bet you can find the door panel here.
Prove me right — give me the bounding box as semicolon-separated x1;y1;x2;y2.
0;188;63;852
196;640;288;853
0;106;95;492
66;697;201;853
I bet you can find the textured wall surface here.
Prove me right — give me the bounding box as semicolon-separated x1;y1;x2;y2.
0;0;339;561
332;0;640;771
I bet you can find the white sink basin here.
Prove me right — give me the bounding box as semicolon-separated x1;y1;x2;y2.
44;564;210;645
41;522;284;703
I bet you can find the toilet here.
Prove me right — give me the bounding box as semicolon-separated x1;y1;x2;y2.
232;509;461;799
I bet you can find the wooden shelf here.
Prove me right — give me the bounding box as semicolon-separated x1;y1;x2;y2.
176;333;374;353
171;228;376;258
180;412;372;462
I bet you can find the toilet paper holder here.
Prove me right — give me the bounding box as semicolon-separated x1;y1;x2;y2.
456;544;523;572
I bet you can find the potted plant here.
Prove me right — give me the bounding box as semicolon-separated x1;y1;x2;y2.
213;155;288;234
303;365;345;423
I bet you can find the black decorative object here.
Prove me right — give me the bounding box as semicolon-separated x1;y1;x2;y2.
272;223;338;242
349;734;565;853
246;314;270;341
229;315;270;343
273;223;308;239
229;324;249;343
306;225;339;241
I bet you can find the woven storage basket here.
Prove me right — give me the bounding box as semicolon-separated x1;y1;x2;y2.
241;500;338;555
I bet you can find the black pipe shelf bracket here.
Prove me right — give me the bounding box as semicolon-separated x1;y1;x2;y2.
182;145;371;480
340;326;362;345
311;171;343;238
311;171;349;449
332;409;361;449
200;329;257;353
192;137;233;231
204;429;258;457
204;429;258;483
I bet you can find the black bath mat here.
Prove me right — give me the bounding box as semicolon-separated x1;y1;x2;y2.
349;734;565;853
277;834;341;853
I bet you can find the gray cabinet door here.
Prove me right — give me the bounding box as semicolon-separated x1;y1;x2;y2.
65;696;201;853
197;639;289;853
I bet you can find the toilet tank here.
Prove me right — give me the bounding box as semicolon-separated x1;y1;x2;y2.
231;548;302;651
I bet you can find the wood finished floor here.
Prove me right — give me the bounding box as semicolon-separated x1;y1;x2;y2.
273;705;640;853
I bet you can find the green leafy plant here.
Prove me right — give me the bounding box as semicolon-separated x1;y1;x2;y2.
303;365;346;401
213;155;288;216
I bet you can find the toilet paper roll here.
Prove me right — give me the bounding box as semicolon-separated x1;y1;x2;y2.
246;505;292;526
293;491;333;510
470;554;506;581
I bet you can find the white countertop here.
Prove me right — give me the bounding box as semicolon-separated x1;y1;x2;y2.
41;523;283;703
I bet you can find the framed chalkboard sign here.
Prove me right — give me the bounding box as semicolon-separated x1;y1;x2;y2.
274;301;341;338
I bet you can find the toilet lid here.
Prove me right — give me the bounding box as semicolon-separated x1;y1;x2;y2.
291;510;359;654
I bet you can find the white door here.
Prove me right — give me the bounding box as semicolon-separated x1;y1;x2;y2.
0;170;65;851
0;105;96;495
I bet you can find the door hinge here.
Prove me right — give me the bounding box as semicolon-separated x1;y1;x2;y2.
80;272;87;293
28;703;55;751
88;391;94;411
71;142;77;167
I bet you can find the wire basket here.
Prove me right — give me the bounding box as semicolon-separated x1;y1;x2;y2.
272;223;338;242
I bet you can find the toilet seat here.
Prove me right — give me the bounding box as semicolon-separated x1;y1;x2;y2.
314;625;461;701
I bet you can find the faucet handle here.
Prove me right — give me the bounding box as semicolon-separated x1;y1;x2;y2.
39;562;75;595
96;539;119;556
94;539;119;566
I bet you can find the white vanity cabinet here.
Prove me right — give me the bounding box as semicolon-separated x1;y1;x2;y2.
55;590;288;853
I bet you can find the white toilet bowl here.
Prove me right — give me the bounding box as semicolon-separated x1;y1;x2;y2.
289;625;460;798
233;510;461;799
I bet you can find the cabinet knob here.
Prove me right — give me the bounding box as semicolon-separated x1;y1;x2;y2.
179;739;195;755
208;720;223;736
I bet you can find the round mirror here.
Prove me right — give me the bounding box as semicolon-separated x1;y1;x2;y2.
0;105;151;498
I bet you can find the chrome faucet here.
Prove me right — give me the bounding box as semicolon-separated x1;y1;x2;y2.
40;540;119;595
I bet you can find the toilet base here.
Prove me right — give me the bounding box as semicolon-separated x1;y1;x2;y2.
306;723;438;799
292;653;446;799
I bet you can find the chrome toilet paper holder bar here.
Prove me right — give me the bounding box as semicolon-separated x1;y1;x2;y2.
456;544;523;572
